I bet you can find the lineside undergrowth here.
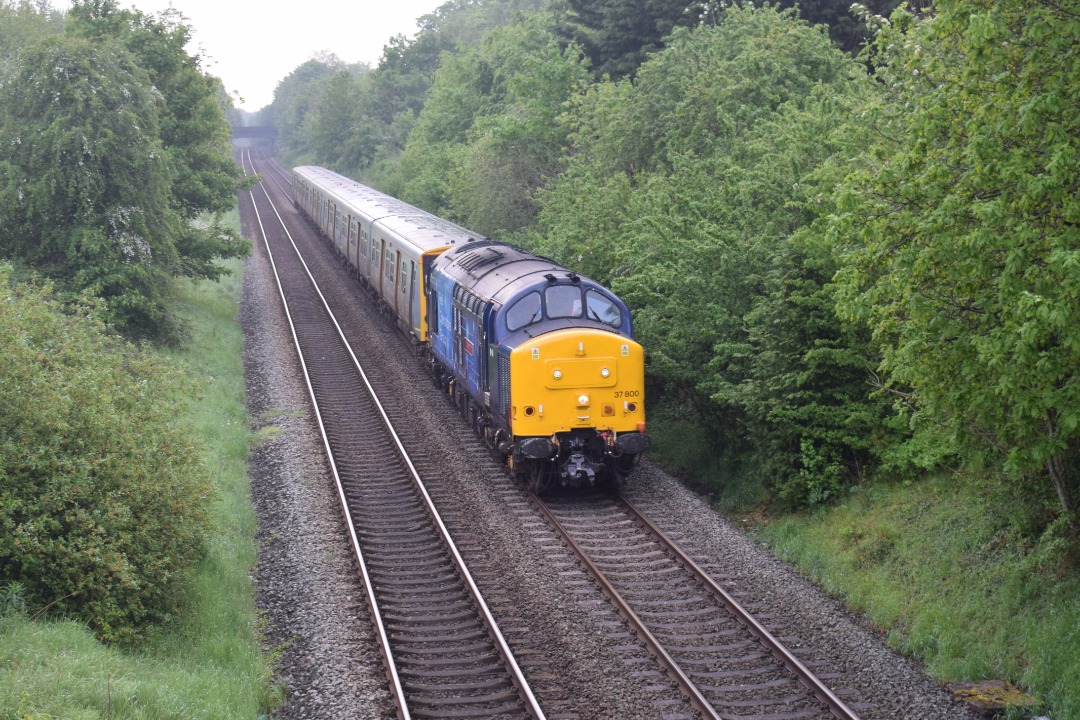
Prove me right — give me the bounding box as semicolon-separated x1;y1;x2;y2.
753;476;1080;720
0;239;279;717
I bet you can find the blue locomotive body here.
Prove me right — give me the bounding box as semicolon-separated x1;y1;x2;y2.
293;167;649;491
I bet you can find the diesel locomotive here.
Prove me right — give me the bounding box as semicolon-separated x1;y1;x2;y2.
292;166;650;491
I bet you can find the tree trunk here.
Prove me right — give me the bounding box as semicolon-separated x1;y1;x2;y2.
1045;451;1076;531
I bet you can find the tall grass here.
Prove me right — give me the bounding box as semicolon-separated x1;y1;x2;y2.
756;476;1080;720
0;233;279;717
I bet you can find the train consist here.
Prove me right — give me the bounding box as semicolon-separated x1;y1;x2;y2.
292;166;650;491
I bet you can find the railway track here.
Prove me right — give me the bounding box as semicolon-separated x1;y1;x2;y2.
237;149;966;720
534;491;867;720
239;148;544;720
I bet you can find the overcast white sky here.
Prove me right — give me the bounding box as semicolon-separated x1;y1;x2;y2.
56;0;447;111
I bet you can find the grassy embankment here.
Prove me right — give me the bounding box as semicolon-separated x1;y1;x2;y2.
0;211;278;717
650;409;1080;720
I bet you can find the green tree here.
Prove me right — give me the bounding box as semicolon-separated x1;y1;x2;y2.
445;14;591;235
0;0;65;58
0;0;248;338
831;0;1080;517
67;0;249;285
309;70;361;168
265;58;340;163
392;12;590;235
534;7;889;504
559;0;698;78
0;35;179;332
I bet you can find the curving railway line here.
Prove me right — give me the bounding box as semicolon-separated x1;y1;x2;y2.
237;148;979;720
239;149;544;719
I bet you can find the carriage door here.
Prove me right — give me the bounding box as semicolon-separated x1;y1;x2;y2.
398;259;410;326
408;261;420;334
378;240;387;295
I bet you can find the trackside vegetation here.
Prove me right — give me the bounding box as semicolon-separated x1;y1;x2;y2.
0;256;279;717
0;0;250;341
757;478;1080;720
266;0;1079;715
1;1;273;716
0;266;211;643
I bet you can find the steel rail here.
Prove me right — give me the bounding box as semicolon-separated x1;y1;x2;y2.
529;492;724;720
240;150;409;717
242;150;546;720
617;492;863;720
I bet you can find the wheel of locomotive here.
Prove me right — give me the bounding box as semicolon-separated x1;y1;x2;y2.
605;460;627;489
482;426;504;464
457;387;468;420
528;459;555;495
509;452;529;485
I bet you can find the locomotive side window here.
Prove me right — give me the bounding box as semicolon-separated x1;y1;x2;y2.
506;292;542;331
546;285;583;319
585;289;622;327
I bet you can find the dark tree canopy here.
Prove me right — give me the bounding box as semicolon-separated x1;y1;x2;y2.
561;0;697;78
0;0;248;338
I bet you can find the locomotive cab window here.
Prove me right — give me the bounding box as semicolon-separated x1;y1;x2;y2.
585;289;622;327
546;285;583;319
506;292;542;331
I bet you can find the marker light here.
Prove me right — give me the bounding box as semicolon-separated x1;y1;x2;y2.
600;367;610;378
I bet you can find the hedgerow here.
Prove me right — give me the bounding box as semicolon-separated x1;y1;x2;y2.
0;264;212;644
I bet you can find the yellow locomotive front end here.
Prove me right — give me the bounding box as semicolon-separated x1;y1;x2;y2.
509;328;649;489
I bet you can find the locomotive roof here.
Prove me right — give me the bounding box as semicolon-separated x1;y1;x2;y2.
435;241;599;304
294;166;480;249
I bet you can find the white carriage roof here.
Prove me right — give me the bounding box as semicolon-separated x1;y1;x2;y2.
295;165;482;251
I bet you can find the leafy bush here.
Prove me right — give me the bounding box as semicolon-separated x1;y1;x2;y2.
0;265;211;643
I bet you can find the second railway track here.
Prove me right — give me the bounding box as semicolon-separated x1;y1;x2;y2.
534;492;867;720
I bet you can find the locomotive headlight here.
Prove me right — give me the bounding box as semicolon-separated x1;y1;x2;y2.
578;394;590;406
600;367;610;378
553;369;563;380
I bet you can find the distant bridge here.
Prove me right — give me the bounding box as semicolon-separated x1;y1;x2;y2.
231;125;277;140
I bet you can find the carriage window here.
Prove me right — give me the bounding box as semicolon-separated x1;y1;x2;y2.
506;292;542;331
585;289;622;327
546;285;582;319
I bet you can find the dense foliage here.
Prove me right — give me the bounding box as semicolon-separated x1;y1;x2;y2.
0;35;178;333
525;8;897;505
0;0;248;339
831;0;1080;516
0;0;64;56
267;0;1080;525
390;12;591;235
264;0;543;180
0;266;211;644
